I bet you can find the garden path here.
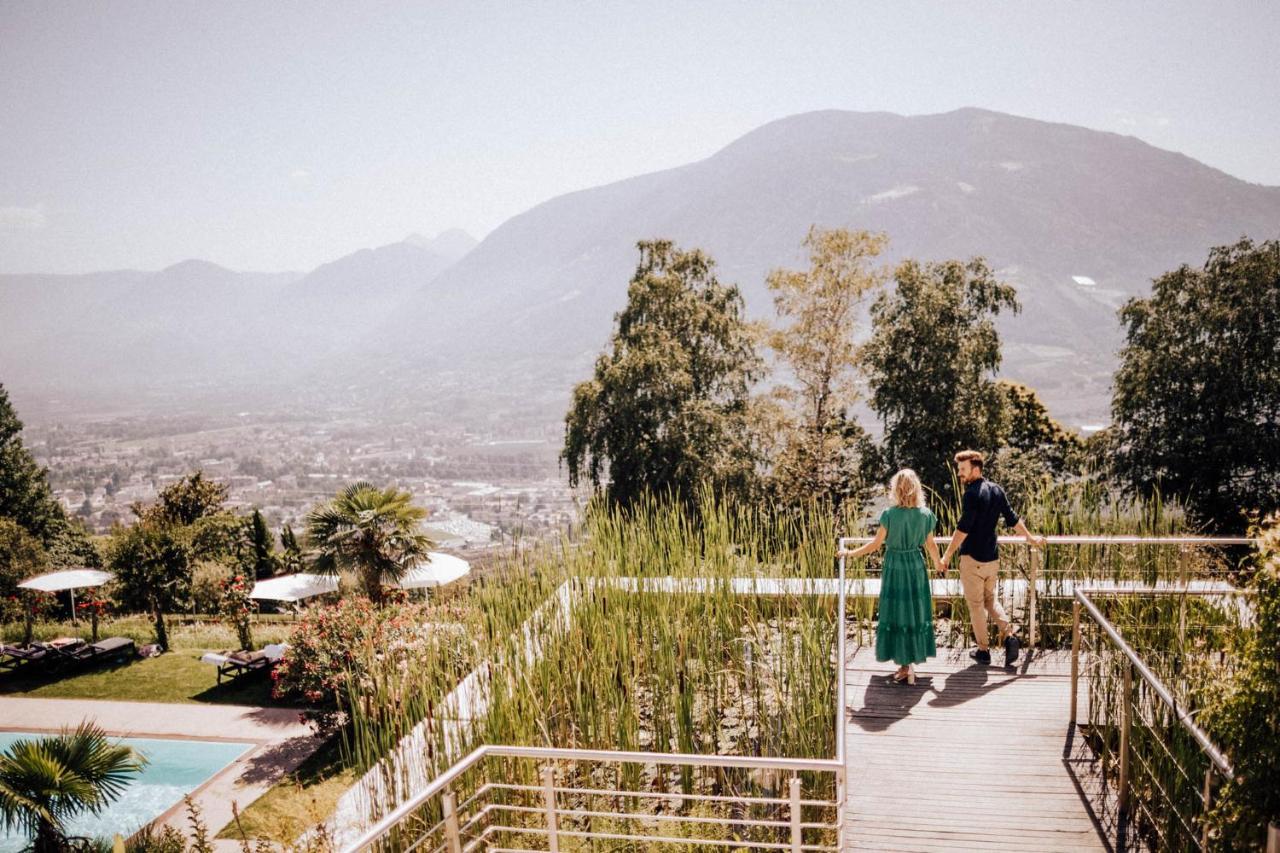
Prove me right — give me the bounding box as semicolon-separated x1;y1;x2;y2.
844;647;1107;852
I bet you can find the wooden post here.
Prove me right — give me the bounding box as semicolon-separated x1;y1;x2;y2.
1266;822;1279;853
1070;599;1081;725
1118;663;1133;814
442;789;462;853
790;776;802;853
543;766;560;853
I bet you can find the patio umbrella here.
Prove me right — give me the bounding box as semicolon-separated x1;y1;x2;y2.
395;552;471;591
18;568;115;635
248;572;339;603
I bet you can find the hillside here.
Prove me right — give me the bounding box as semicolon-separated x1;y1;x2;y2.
386;108;1280;423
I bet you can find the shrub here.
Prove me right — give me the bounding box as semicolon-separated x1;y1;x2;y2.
1203;515;1280;850
272;596;470;733
217;573;257;651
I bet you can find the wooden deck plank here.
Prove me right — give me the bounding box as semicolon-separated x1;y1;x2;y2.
843;645;1106;851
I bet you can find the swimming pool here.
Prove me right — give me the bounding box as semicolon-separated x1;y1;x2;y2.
0;732;251;849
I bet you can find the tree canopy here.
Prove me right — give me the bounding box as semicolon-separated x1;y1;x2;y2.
0;384;96;567
306;481;432;603
863;257;1020;502
765;227;886;512
1110;237;1280;529
563;240;764;508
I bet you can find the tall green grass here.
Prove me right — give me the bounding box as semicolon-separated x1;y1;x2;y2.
343;496;845;849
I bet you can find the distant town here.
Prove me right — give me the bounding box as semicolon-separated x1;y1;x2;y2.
26;406;582;548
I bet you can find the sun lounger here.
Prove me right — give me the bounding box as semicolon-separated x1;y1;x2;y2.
0;643;52;672
201;642;288;684
48;637;135;670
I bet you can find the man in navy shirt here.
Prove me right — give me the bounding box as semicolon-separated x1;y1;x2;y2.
937;449;1046;665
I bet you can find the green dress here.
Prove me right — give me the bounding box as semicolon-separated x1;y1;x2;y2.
875;506;938;666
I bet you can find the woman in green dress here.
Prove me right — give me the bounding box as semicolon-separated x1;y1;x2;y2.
847;469;940;685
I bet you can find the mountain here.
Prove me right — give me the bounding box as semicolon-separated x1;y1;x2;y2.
384;108;1280;423
402;229;479;264
0;231;476;395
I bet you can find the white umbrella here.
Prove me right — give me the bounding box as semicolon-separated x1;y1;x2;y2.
248;572;339;603
18;569;114;625
395;552;470;590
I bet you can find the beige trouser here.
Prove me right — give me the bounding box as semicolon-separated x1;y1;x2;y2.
959;555;1011;649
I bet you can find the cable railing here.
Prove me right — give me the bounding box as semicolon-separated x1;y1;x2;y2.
1071;587;1250;852
344;535;1254;853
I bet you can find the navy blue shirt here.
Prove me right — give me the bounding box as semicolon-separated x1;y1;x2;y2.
956;478;1019;563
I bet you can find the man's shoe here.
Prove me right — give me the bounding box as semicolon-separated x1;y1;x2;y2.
1004;634;1021;665
969;649;991;665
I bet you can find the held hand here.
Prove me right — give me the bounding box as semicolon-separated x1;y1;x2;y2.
1028;534;1048;549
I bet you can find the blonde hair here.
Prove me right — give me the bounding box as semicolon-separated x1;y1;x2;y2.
889;468;926;509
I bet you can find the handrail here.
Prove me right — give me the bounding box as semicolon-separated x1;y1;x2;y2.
837;534;1256;555
346;744;843;850
1072;587;1235;777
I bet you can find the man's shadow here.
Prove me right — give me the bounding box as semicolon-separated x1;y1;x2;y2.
927;655;1036;709
847;673;936;733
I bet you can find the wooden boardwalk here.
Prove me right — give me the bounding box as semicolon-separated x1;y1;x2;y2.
844;647;1108;852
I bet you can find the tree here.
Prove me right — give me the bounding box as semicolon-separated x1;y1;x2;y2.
765;228;887;512
247;509;278;580
563;240;764;508
1110;237;1280;529
138;471;229;527
863;257;1020;501
280;523;305;574
305;482;432;604
0;519;49;632
0;383;96;565
108;521;191;651
0;722;146;853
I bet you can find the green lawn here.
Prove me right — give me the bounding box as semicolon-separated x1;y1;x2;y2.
0;649;291;706
216;736;357;843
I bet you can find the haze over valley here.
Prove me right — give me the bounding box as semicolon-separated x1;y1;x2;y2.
4;107;1279;537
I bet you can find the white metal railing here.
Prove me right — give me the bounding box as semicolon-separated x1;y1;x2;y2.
342;535;1254;852
838;535;1254;647
346;746;844;852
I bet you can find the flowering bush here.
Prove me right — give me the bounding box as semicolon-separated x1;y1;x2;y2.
216;572;257;651
272;596;471;732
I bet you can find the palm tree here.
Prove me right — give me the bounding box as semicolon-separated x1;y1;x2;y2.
0;722;147;852
306;482;433;604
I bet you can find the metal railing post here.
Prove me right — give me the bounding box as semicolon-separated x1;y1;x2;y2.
442;789;462;853
790;776;802;853
543;765;560;853
1070;599;1081;725
1178;545;1190;647
1118;662;1133;814
1201;766;1214;850
1028;546;1040;648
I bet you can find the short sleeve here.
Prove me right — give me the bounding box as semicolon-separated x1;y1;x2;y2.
878;508;891;528
925;508;937;531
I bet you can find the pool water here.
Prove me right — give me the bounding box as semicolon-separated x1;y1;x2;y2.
0;732;251;849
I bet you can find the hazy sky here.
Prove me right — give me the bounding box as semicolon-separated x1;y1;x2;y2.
2;1;1276;274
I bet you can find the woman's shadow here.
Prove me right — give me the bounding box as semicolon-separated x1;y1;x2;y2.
847;673;936;733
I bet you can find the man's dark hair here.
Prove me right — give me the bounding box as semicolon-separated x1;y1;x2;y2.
954;449;985;470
